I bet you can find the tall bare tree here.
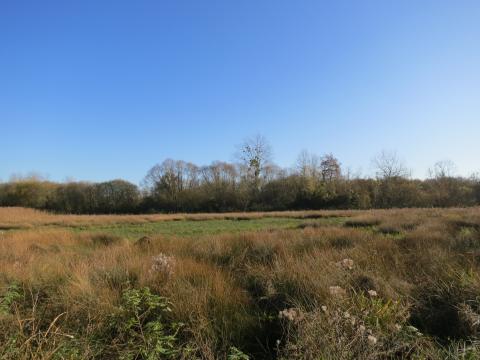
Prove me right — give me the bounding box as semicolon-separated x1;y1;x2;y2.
296;150;321;179
373;150;410;180
142;159;200;211
236;135;273;189
428;160;457;179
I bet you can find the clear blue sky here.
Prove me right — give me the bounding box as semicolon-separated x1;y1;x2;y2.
1;0;479;184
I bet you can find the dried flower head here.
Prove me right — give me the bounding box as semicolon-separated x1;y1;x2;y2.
329;286;347;297
278;308;304;322
367;335;377;345
149;253;176;278
337;258;354;270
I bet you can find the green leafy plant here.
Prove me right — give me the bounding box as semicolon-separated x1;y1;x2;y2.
108;287;183;359
227;346;250;360
0;283;22;315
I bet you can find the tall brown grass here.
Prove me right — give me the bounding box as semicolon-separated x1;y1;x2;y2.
1;207;480;359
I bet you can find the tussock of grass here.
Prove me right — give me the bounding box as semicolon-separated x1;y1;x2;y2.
344;217;381;228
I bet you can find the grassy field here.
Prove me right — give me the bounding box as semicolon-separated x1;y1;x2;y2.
2;207;480;359
0;207;354;228
0;207;348;238
69;217;343;239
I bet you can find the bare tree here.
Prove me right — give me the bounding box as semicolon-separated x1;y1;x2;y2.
236;135;273;189
373;150;410;180
428;160;457;179
201;161;238;187
296;150;321;179
471;172;480;182
142;159;201;210
184;162;200;189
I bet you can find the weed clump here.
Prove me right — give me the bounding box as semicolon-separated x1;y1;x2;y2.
104;287;184;359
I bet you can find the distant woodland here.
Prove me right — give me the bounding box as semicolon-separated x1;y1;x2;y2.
2;137;479;214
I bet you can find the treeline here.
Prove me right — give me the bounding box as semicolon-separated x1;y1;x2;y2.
0;179;141;214
1;138;479;214
1;163;478;214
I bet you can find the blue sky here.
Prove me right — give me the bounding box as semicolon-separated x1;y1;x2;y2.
1;0;479;184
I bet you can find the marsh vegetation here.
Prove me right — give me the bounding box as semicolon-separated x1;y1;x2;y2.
2;207;480;358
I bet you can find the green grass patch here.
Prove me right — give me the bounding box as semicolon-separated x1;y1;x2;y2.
66;217;342;239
